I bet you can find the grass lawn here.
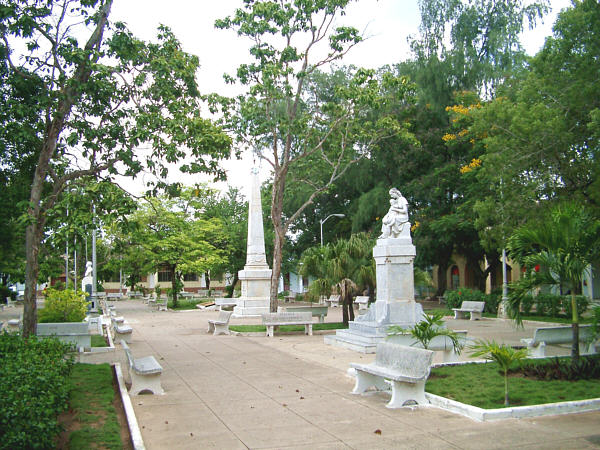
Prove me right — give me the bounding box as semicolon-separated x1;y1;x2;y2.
168;298;214;310
230;322;349;333
91;334;108;347
424;307;593;324
64;363;124;449
426;359;600;409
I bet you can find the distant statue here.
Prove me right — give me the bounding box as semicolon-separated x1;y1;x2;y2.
84;261;93;278
379;188;409;239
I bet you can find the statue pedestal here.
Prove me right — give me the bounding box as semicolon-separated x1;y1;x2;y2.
233;267;271;317
325;233;425;353
81;275;97;312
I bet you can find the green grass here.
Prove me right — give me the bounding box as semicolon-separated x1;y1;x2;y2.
168;297;213;310
423;307;593;324
66;363;123;449
91;334;107;347
230;322;349;333
426;359;600;409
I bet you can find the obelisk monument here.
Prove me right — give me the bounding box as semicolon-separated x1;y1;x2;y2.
233;168;272;317
325;188;425;352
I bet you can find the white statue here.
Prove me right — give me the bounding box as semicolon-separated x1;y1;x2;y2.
84;261;93;278
379;188;409;239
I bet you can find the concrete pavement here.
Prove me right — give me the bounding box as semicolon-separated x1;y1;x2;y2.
2;300;599;449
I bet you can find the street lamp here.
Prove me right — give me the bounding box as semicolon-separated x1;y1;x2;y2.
320;214;345;246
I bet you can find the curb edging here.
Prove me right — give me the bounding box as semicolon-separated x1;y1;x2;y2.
114;362;145;450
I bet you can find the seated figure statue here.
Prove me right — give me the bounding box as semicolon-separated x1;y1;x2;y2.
379;188;409;239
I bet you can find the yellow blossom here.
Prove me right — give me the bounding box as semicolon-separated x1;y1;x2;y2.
411;221;420;232
458;129;469;137
442;133;457;142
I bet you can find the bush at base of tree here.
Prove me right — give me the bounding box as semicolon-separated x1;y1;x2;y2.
38;288;89;323
0;333;74;449
444;288;486;309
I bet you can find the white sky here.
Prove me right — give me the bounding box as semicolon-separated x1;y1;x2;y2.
110;0;572;199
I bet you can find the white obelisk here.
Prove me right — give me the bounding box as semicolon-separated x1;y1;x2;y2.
233;168;272;316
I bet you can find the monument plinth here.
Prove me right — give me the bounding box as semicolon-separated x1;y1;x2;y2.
233;168;272;317
325;188;424;352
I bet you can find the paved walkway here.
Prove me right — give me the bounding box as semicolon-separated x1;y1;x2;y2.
3;301;600;449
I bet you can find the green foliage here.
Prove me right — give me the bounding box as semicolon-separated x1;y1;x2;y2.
484;289;502;314
517;355;600;381
388;312;464;354
535;293;562;317
0;333;74;449
469;339;529;406
520;294;535;315
0;285;16;304
562;295;589;319
443;288;485;309
38;288;88;323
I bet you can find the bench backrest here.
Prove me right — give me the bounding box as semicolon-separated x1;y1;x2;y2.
37;322;89;336
262;312;312;325
217;310;233;323
375;342;433;379
328;295;340;302
459;301;485;312
215;298;237;306
121;341;134;370
533;325;593;344
354;296;369;303
282;306;328;315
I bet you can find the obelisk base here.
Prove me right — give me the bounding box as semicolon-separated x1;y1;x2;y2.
232;267;272;317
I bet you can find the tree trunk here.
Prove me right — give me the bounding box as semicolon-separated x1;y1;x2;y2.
205;271;211;291
436;263;448;297
226;271;239;298
171;266;178;308
571;292;580;363
270;231;284;312
269;167;287;313
23;221;44;337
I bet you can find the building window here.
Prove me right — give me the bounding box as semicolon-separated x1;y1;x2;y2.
183;273;198;282
158;270;172;282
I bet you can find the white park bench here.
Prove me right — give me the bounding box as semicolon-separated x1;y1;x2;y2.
37;322;91;351
121;341;164;395
112;317;133;344
278;305;328;323
326;295;341;307
261;312;313;337
387;330;468;363
354;296;370;311
5;297;16;308
350;342;434;408
155;297;168;311
452;301;485;320
7;318;20;332
106;293;123;300
214;297;238;311
207;310;233;335
521;325;598;357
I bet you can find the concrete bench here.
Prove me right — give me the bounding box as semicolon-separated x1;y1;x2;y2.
521;325;597;357
387;330;468;363
5;297;16;308
452;301;485;320
155;297;168;311
121;341;164;395
37;322;91;351
7;318;21;332
112;318;133;344
354;296;370;311
278;305;328;323
214;297;237;311
350;342;434;408
107;293;123;300
261;312;313;337
207;310;233;336
326;295;341;307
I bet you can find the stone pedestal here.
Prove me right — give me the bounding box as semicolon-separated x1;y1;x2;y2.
82;275;97;312
233;168;272;317
325;227;424;353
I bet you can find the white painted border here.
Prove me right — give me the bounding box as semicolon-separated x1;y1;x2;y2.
114;363;146;450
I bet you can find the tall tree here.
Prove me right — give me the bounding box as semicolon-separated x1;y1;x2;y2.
215;2;416;310
0;1;231;336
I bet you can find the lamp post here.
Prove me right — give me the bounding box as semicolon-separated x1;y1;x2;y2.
320;214;345;246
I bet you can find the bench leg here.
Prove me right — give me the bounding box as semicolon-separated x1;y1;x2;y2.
305;324;313;336
213;323;230;336
442;349;459;363
266;325;274;337
319;315;324;324
114;332;133;344
470;311;482;321
352;371;390;395
130;372;164;395
387;380;427;408
454;310;467;320
207;322;215;334
530;342;546;357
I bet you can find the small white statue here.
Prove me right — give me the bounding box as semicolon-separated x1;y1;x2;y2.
379;188;409;239
84;261;93;278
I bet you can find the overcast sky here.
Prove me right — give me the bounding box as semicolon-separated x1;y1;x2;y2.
109;0;572;198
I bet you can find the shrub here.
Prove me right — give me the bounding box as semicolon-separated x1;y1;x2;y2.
38;288;88;323
444;288;485;310
484;290;502;314
0;285;14;305
535;293;562;317
0;333;74;449
520;295;535;315
562;295;589;318
518;355;600;381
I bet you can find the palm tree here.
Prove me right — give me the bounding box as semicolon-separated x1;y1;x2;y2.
387;312;464;354
300;233;375;325
507;203;600;362
469;340;528;407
